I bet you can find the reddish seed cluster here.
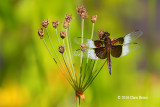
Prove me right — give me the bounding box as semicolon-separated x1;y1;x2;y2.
62;21;69;29
65;14;72;23
52;21;59;29
59;46;65;53
38;28;44;39
77;5;88;18
91;15;97;23
60;31;66;39
98;30;104;40
80;44;87;52
41;18;49;28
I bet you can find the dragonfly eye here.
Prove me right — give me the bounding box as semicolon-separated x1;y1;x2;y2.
104;32;110;37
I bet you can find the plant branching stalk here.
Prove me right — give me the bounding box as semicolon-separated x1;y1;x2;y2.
55;29;60;45
79;52;85;88
62;54;76;86
81;23;95;87
83;60;97;89
81;59;93;87
84;59;107;91
80;19;84;64
79;18;84;87
66;29;76;81
45;28;75;86
43;38;75;89
55;28;76;86
67;27;78;86
86;23;95;63
62;39;74;80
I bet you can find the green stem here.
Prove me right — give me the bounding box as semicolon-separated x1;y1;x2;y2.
63;39;74;79
79;18;84;87
55;29;60;45
86;23;94;63
43;39;75;89
67;27;78;87
76;96;81;107
80;19;84;64
66;29;76;81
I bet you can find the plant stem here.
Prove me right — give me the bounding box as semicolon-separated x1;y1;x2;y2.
80;19;84;64
67;27;78;86
55;29;60;45
63;39;74;80
45;28;75;86
86;23;94;63
43;38;75;89
66;29;76;81
76;96;81;107
79;18;84;87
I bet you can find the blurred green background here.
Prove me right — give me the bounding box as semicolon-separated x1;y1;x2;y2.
0;0;160;107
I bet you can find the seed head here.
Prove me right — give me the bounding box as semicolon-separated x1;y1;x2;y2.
77;5;86;15
77;5;88;18
38;28;44;39
81;11;88;18
65;14;72;22
91;15;97;23
59;46;65;53
42;18;49;28
80;44;87;52
60;31;66;39
98;30;104;40
52;21;59;29
62;21;69;29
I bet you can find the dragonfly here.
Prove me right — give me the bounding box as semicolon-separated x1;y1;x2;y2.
73;30;143;75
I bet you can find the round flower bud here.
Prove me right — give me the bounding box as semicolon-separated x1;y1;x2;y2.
60;31;66;39
59;46;65;53
62;21;69;29
65;14;72;22
38;28;44;39
42;18;49;28
91;15;97;23
52;21;59;29
80;44;87;52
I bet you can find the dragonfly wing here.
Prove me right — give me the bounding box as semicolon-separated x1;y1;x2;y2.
124;30;143;44
73;48;99;60
121;43;140;56
111;30;143;57
95;47;108;59
74;37;104;48
111;45;122;58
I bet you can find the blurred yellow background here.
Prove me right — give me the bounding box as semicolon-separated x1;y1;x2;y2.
0;0;160;107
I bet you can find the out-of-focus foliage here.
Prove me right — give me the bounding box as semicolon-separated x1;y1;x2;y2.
0;0;160;107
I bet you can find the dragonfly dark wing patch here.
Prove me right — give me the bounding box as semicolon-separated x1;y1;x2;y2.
111;45;122;58
95;47;107;59
94;40;104;47
117;37;124;44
